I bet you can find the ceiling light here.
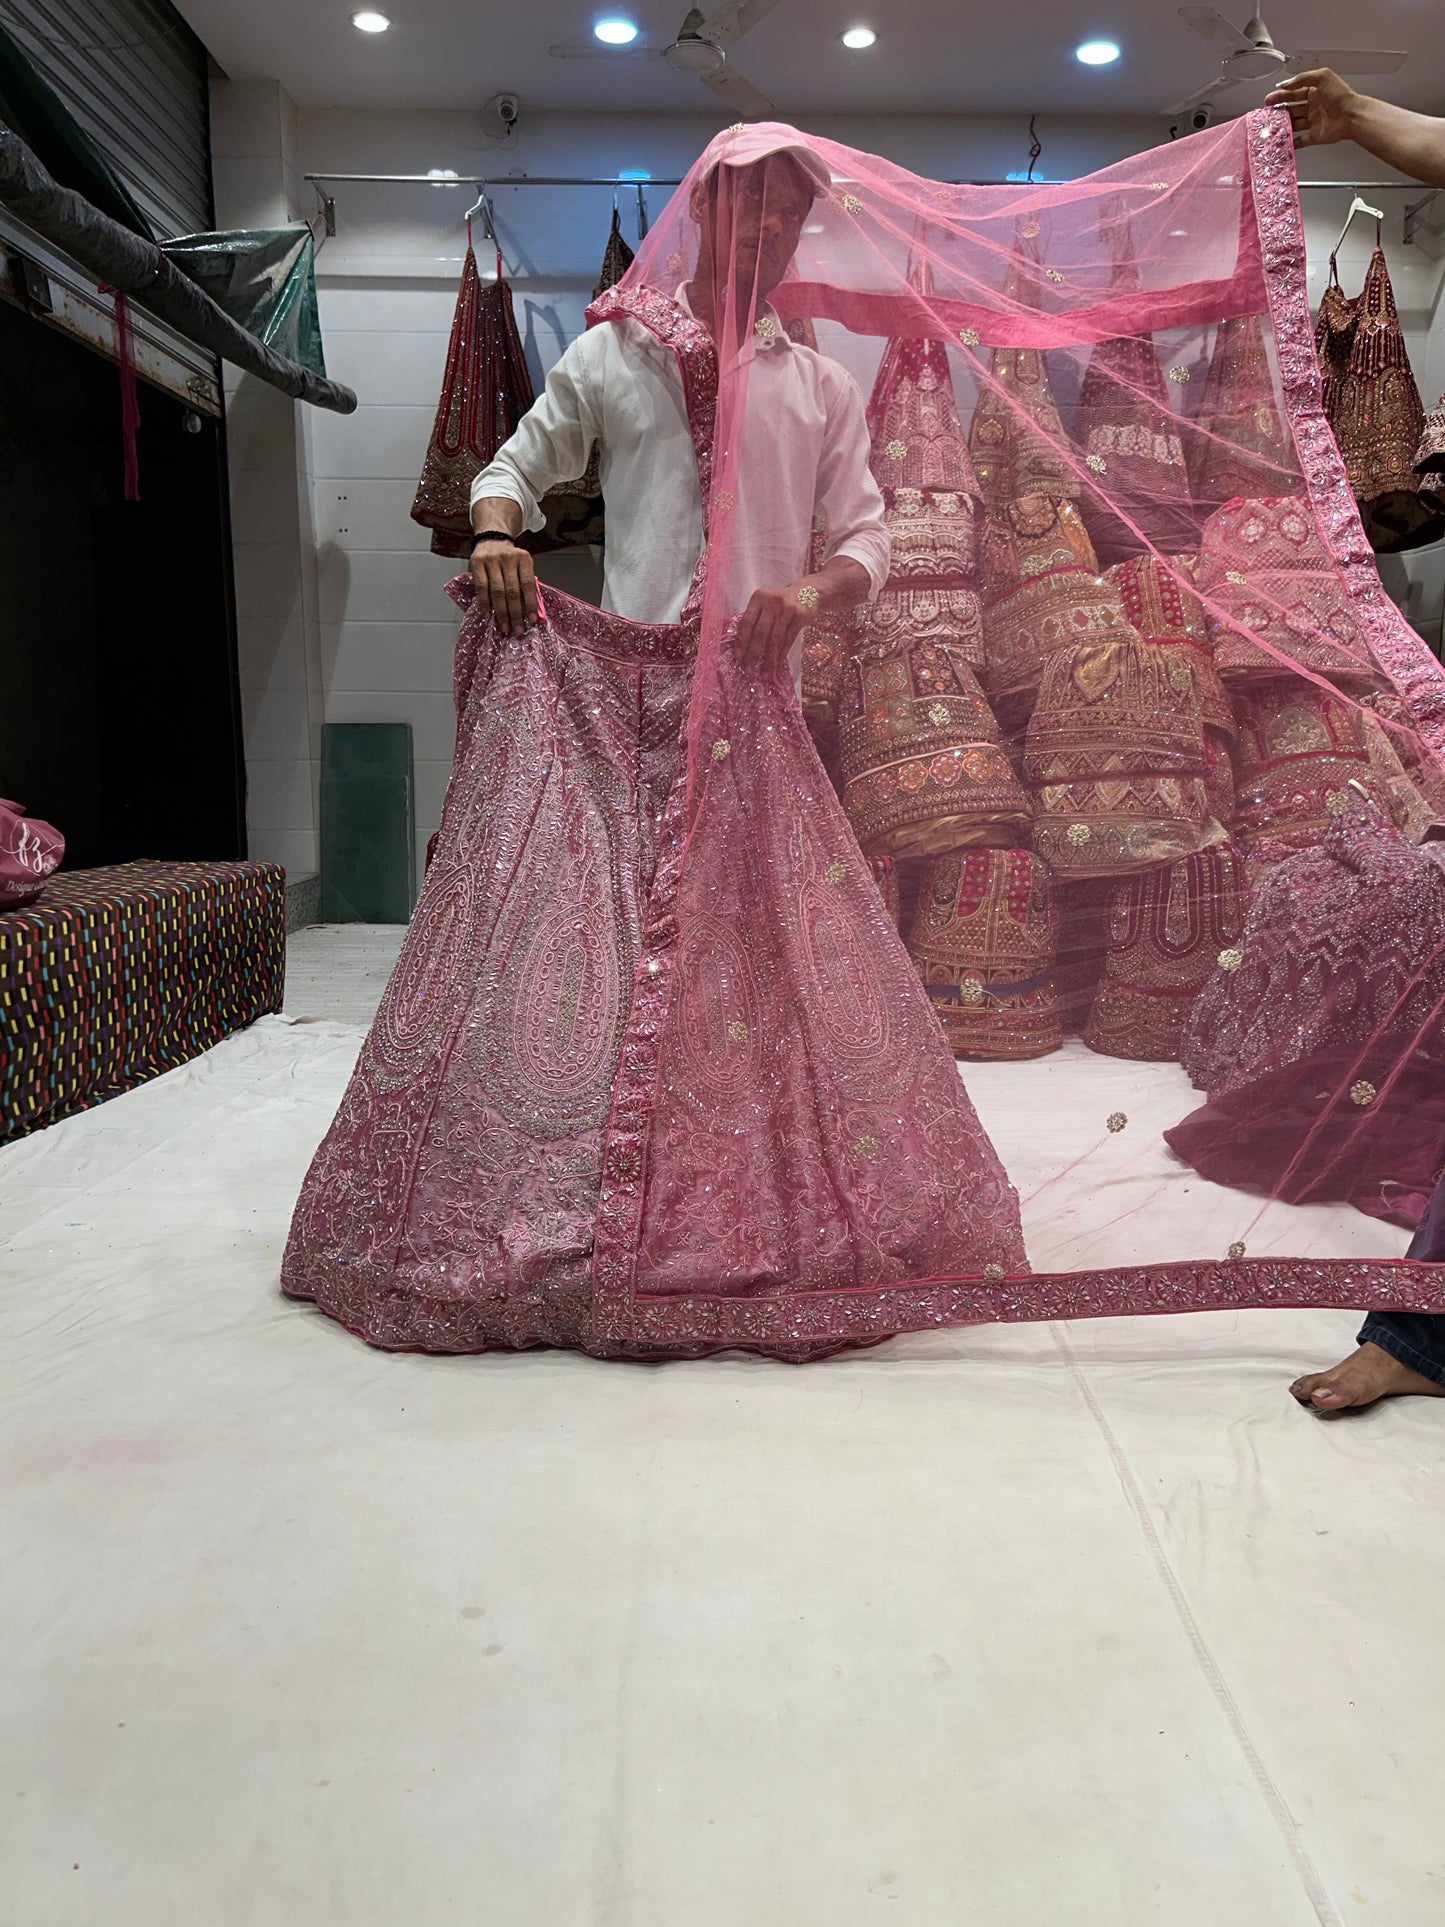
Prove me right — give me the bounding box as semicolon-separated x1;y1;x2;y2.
1075;39;1120;65
840;26;877;49
594;17;639;44
617;168;652;181
427;168;459;182
351;10;390;31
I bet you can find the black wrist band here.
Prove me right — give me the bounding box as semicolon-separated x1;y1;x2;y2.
470;529;516;550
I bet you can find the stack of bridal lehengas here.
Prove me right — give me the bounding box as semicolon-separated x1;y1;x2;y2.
804;211;1300;1069
979;214;1239;1064
1189;307;1443;863
815;302;1051;1060
822;217;1445;1075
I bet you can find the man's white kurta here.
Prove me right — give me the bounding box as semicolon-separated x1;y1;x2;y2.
471;307;889;625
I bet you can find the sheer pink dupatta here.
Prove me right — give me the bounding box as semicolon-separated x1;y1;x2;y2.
587;115;1445;1339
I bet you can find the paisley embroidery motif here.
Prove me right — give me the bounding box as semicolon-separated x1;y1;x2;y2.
672;914;766;1115
376;862;474;1064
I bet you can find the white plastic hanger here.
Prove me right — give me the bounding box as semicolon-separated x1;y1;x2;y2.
1332;192;1385;259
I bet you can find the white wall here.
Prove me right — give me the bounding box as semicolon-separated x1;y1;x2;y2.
212;78;326;881
263;107;1445;880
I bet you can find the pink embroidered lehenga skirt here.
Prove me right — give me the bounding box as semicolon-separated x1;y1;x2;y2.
282;580;1026;1358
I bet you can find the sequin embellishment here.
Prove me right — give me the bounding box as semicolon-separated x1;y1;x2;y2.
1350;1080;1377;1107
712;739;731;761
1106;1111;1128;1133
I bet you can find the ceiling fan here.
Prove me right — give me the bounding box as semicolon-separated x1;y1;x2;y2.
549;1;783;120
1165;8;1407;119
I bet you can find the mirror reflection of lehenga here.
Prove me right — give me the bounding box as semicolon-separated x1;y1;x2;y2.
283;289;1026;1358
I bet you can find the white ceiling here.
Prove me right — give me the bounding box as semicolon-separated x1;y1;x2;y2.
175;0;1445;120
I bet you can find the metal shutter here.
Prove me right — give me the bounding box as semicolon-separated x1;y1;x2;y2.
0;0;220;409
3;0;212;237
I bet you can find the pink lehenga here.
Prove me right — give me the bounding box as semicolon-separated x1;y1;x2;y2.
282;290;1025;1358
1167;800;1445;1224
285;115;1445;1358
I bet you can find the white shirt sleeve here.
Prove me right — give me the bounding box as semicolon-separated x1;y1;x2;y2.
814;361;891;600
469;333;601;532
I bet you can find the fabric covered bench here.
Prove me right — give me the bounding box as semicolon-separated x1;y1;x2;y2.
0;860;286;1142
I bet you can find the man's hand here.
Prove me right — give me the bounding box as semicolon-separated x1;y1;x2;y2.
735;579;819;675
471;538;537;637
1265;68;1359;149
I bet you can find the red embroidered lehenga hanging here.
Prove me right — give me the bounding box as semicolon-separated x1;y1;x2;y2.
410;242;535;560
285;116;1445;1358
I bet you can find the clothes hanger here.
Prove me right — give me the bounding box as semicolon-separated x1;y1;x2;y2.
463;185;506;278
1331;193;1385;261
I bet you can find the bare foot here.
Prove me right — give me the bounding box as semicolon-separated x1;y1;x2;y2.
1290;1342;1445;1416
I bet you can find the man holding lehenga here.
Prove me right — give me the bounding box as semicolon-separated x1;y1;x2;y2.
281;125;1028;1358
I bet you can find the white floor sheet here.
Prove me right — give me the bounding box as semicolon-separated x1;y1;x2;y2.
3;925;1442;1925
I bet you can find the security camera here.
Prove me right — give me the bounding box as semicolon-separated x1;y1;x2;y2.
1168;102;1216;139
497;94;520;126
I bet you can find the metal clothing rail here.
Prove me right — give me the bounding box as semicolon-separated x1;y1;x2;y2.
303;172;680;242
304;172;1432;187
303;170;1445;248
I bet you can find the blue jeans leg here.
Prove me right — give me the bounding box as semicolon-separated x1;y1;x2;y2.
1354;1173;1445;1382
1357;1312;1445;1388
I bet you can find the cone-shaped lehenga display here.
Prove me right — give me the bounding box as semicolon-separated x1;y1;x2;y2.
905;848;1062;1060
1072;199;1196;568
1188;312;1294;514
839;333;1031;857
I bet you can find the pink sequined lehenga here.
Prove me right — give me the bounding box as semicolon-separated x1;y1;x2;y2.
282;289;1026;1359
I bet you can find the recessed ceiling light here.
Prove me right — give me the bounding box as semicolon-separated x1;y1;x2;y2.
594;17;639;44
840;25;877;49
351;10;390;31
1075;39;1120;65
